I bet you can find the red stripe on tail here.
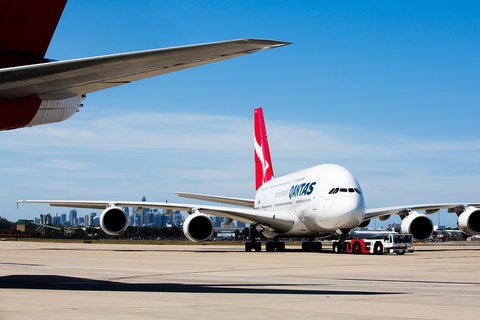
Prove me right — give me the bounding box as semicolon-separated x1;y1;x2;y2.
254;108;274;190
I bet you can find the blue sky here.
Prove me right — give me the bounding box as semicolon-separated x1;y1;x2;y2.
1;0;480;228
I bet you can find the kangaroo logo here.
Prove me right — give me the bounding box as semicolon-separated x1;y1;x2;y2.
254;108;274;190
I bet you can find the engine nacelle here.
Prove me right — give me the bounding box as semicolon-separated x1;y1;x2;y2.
100;206;129;236
183;212;215;242
458;206;480;235
401;211;433;241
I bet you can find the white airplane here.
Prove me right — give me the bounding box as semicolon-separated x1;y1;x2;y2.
18;108;480;252
0;0;289;131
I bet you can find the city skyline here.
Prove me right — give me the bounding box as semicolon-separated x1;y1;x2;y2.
27;195;248;230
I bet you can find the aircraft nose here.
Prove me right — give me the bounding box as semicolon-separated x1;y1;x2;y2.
334;195;365;228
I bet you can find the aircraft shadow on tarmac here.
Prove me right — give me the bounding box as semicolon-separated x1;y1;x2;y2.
0;275;403;295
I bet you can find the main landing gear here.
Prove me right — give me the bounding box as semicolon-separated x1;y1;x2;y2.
301;239;322;252
244;225;286;252
244;224;262;252
265;241;285;252
244;225;324;252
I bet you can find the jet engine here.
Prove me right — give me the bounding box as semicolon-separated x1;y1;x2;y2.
457;206;480;235
100;206;129;236
401;211;433;241
183;212;214;242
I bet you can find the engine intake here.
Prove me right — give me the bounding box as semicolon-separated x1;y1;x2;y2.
100;206;129;236
183;212;214;242
401;211;433;241
458;206;480;235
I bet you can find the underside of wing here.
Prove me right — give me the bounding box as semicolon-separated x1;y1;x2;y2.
363;202;480;241
174;192;254;207
364;203;480;221
18;199;294;234
0;39;290;101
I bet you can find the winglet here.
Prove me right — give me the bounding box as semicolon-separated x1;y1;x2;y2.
254;108;274;190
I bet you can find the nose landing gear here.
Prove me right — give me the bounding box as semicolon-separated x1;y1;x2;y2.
332;229;351;253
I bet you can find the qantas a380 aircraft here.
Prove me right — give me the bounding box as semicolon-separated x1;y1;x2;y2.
19;108;480;252
0;0;288;131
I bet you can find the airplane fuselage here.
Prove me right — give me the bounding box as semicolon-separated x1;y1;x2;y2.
255;163;365;238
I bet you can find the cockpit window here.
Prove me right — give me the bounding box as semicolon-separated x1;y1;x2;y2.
328;188;338;194
328;187;362;195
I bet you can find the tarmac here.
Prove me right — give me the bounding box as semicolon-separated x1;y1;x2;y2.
1;241;479;320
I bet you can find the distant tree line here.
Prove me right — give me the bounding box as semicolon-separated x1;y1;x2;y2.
0;216;249;241
0;217;16;234
1;216;250;241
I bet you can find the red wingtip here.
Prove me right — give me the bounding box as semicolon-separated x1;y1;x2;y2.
254;108;274;190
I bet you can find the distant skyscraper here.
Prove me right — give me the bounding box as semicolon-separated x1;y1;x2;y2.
144;212;153;226
160;213;169;227
69;209;77;226
53;214;61;226
172;211;183;227
85;214;91;227
91;216;100;227
40;213;52;225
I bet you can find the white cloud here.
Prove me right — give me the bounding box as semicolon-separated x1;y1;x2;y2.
2;110;480;228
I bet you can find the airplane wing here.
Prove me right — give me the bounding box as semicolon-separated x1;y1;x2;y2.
0;39;290;101
174;192;254;207
364;203;480;220
17;199;294;233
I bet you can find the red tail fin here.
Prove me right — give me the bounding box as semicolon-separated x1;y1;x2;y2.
254;108;274;190
0;0;67;68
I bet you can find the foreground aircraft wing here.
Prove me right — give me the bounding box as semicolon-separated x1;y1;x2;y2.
364;203;480;220
174;192;254;207
0;1;290;130
0;39;290;101
17;199;294;233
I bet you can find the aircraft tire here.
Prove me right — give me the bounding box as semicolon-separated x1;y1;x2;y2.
301;242;312;251
312;242;322;252
373;241;384;255
333;242;342;253
267;241;286;252
266;242;274;252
